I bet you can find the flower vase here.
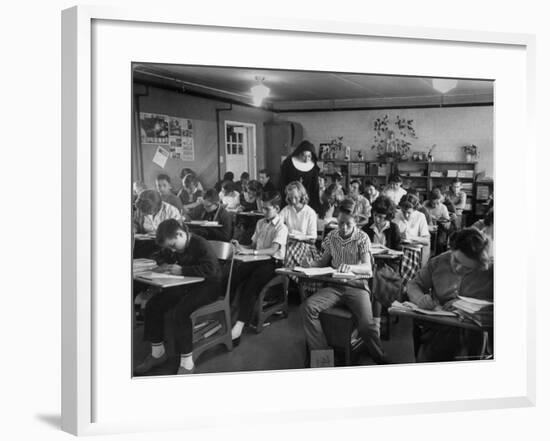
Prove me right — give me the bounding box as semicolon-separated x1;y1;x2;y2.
466;153;473;162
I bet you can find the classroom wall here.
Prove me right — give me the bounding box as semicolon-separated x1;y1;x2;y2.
276;106;494;178
134;85;276;191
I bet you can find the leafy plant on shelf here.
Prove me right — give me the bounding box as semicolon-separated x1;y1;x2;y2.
327;136;345;159
371;115;417;161
462;144;479;158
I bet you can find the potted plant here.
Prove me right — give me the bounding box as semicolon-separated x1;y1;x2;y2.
328;136;346;160
371;115;417;162
462;144;479;162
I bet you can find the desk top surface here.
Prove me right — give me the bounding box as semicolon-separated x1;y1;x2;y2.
388;306;489;331
133;273;205;288
234;254;272;263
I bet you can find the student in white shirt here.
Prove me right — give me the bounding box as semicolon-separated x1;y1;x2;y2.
280;181;320;273
134;189;182;234
383;174;407;206
394;194;430;245
230;193;289;344
219;181;241;211
348;179;371;226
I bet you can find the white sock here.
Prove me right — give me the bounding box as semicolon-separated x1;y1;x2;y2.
231;321;244;339
151;343;165;358
180;353;194;370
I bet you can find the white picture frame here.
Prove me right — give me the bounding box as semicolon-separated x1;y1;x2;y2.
62;5;536;436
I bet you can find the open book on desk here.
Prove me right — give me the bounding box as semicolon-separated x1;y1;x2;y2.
293;267;356;279
370;244;403;256
391;300;457;317
133;271;205;288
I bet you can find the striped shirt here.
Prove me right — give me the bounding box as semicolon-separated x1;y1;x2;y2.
321;227;372;279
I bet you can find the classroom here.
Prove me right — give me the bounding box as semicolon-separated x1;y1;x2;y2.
131;64;494;376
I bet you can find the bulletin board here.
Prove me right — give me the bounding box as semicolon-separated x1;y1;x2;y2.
139;112;195;161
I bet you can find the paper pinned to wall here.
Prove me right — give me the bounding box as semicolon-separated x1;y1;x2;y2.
140;113;195;160
152;146;170;168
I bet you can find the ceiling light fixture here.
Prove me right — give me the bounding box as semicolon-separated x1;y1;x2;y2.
432;78;458;94
251;76;270;106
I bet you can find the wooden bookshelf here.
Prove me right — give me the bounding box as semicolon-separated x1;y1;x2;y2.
319;159;478;221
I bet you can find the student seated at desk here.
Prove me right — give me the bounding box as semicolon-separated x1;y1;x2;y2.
219;181;241;211
133;189;182;234
258;168;276;194
229;193;289;344
383;174;407;206
394;194;430;246
363;195;401;252
214;171;235;193
135;220;222;375
424;188;452;254
280;181;320;270
348;179;371;227
236;171;250;193
193;189;233;242
362;195;402;335
156;174;183;212
406;228;493;362
300;199;388;364
178;175;204;219
317;183;344;231
238;180;262;212
363;180;380;204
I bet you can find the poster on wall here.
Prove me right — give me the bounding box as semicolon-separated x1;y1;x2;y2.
139;113;170;144
141;113;194;160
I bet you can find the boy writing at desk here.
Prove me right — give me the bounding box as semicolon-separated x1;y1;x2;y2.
229;193;288;344
300;199;388;365
406;228;493;362
134;219;222;375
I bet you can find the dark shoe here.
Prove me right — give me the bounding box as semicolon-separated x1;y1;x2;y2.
134;352;169;375
232;337;241;347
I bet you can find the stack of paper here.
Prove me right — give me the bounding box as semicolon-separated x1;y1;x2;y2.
453;296;493;326
133;258;157;274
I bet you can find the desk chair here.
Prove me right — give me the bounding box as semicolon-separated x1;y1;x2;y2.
319;306;364;365
163;241;234;362
189;240;235;361
252;275;289;333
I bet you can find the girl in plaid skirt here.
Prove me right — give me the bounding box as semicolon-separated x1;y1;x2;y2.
280;181;322;294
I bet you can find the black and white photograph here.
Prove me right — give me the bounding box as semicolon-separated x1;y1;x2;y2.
131;64;494;376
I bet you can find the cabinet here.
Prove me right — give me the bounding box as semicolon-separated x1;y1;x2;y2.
263;121;303;188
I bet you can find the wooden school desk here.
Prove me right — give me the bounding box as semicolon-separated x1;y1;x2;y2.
275;268;369;364
388;306;493;360
133;272;205;289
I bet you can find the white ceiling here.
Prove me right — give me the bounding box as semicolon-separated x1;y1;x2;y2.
133;63;493;111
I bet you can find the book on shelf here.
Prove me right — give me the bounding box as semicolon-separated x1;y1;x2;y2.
458;170;474;178
430;171;444;177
